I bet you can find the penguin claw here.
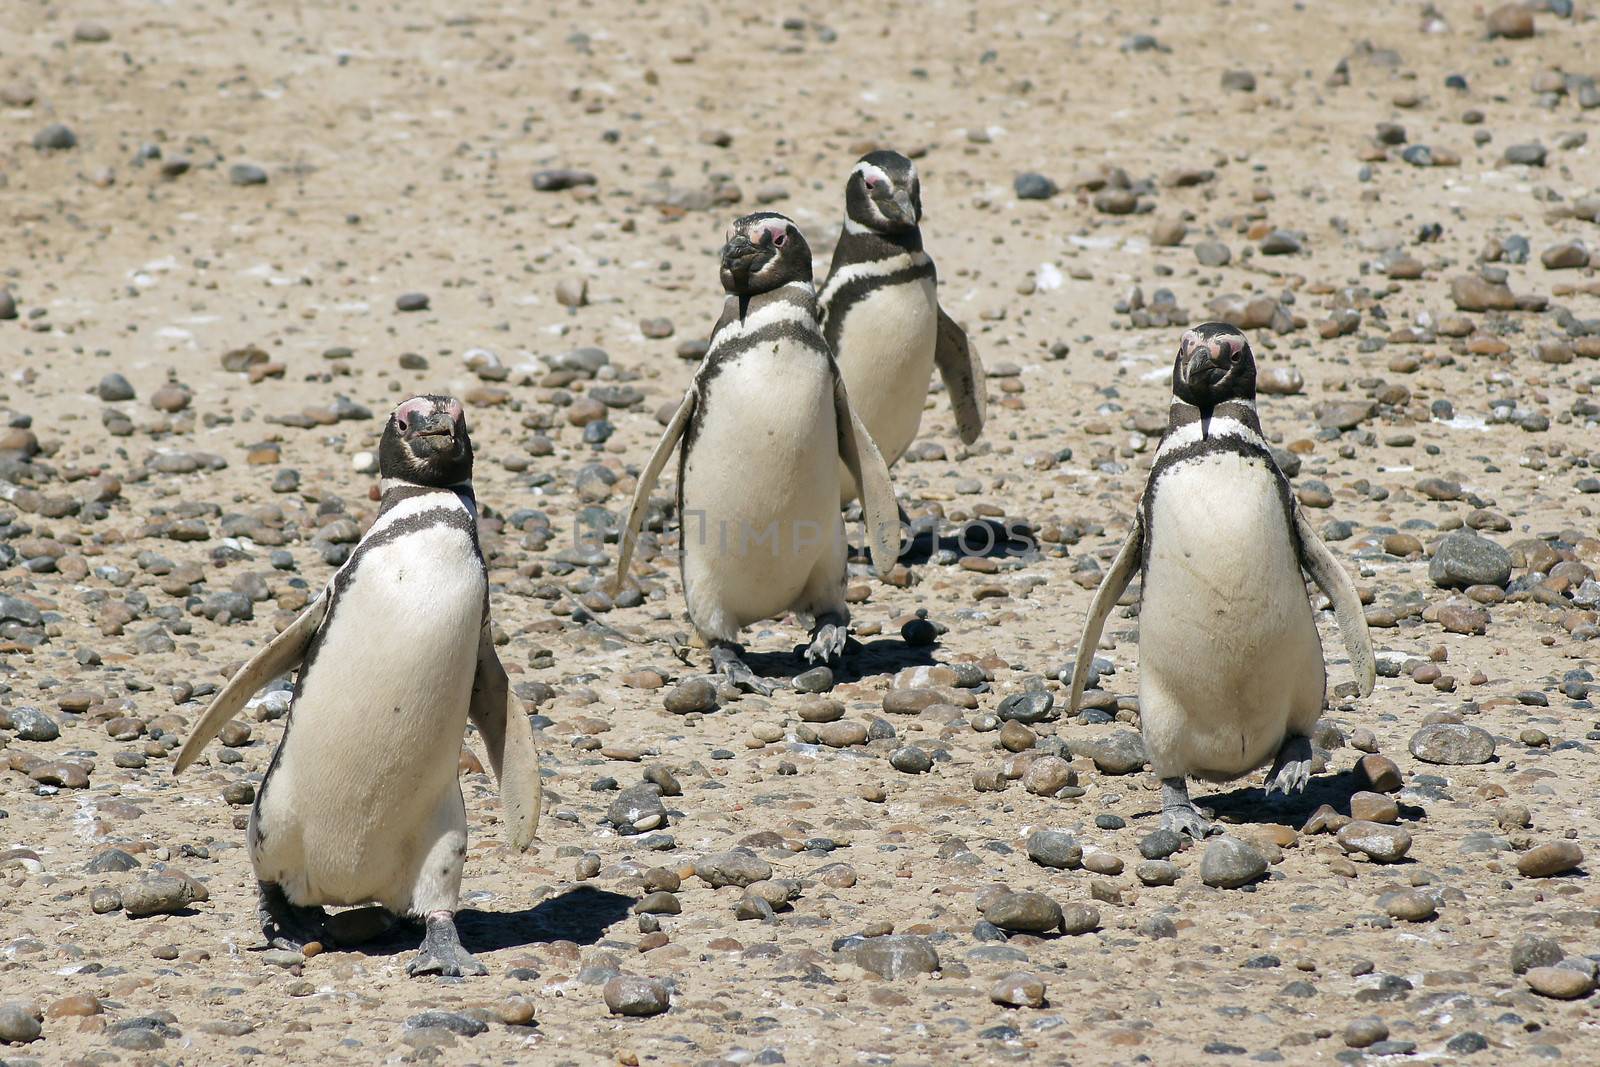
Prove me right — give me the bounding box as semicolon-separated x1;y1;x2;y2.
1264;736;1314;797
804;623;849;664
406;945;488;978
1161;806;1217;840
710;645;777;695
257;881;329;951
407;914;487;978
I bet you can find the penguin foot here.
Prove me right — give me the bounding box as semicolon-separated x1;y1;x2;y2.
406;911;487;978
1159;777;1218;839
1264;735;1314;797
709;643;776;696
804;617;850;665
256;880;330;951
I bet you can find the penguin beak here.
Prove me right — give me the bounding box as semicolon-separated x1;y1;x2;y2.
411;412;455;439
721;235;767;289
888;188;916;225
1185;345;1221;388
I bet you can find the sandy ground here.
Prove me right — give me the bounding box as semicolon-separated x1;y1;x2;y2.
4;0;1600;1063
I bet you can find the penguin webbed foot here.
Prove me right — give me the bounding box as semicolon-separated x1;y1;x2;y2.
406;912;487;978
710;642;777;696
256;880;330;952
1264;735;1314;797
804;615;850;665
1159;777;1218;839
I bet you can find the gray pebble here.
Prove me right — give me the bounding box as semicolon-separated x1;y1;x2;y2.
97;372;136;401
1409;723;1495;765
602;975;670;1016
1199;836;1268;888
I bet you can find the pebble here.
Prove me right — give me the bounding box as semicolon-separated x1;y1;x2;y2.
1336;821;1413;863
0;1002;42;1043
1200;836;1268;888
1449;274;1518;312
1358;754;1403;792
663;679;717;714
1013;173;1058;200
1022;755;1074;795
1074;731;1147;774
1516;841;1582;878
1486;4;1535;38
848;935;940;979
1525;966;1596;1000
1344;1018;1389;1048
1511;933;1565;974
814;720;868;748
228;163;268;186
1541;240;1589;270
33;122;76;150
997;690;1055;724
4;706;60;741
1349;792;1399;824
1409;723;1495;765
1379;890;1436;922
395;292;430;312
890;746;933;774
406;1011;487;1037
1195;241;1232;267
983;892;1064;934
1026;829;1082;870
695;850;772;888
532;168;597;191
1430;530;1512;588
97;372;136;401
990;972;1047;1008
603;975;671;1016
121;874;207;917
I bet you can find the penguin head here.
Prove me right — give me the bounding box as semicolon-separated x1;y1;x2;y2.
1172;322;1256;409
380;394;472;487
846;150;922;233
719;213;812;296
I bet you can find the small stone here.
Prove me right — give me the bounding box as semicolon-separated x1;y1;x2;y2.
1486;4;1535;38
1075;731;1147;774
1344;1018;1389;1049
983;892;1064;934
1503;143;1547;167
890;746;933;774
228;163;268;186
406;1011;487;1037
695;850;772;888
122;874;205;917
5;706;60;741
1358;754;1403;792
989;972;1047;1009
1541;241;1590;270
814;720;869;748
532;168;597;192
1516;841;1582;878
1022;755;1074;795
663;679;717;714
33;123;77;151
1013;173;1058;200
1026;829;1082;870
848;935;940;979
1349;792;1398;824
1139;828;1185;860
97;373;136;402
1525;966;1595;1000
1060;903;1101;934
1380;890;1437;922
1200;836;1268;888
1408;723;1495;765
1430;530;1512;588
1221;69;1257;92
1511;933;1565;974
1449;274;1518;312
1195;241;1232;267
603;975;670;1016
395;292;430;312
1336;821;1412;863
556;278;589;308
0;1002;42;1044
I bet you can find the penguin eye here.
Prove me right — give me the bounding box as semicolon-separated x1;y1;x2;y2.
773;231;787;247
396;417;408;432
864;177;878;189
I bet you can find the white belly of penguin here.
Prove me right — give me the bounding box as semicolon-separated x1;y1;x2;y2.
834;276;938;478
681;340;841;634
1137;453;1325;779
251;523;485;910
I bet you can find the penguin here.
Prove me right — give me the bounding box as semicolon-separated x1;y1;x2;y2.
1067;323;1376;838
818;149;986;502
612;212;901;694
175;395;542;977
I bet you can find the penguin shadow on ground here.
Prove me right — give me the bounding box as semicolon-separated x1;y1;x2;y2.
354;886;635;961
875;515;1042;569
1191;768;1410;834
738;636;939;687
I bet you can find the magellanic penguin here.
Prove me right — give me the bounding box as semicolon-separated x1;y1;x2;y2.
1068;323;1376;838
818;150;987;501
611;212;901;694
175;395;542;976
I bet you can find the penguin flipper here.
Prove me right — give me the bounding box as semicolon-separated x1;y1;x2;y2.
1294;505;1377;698
1068;516;1143;714
611;387;696;596
833;374;899;579
934;307;986;446
468;625;543;851
173;593;328;774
